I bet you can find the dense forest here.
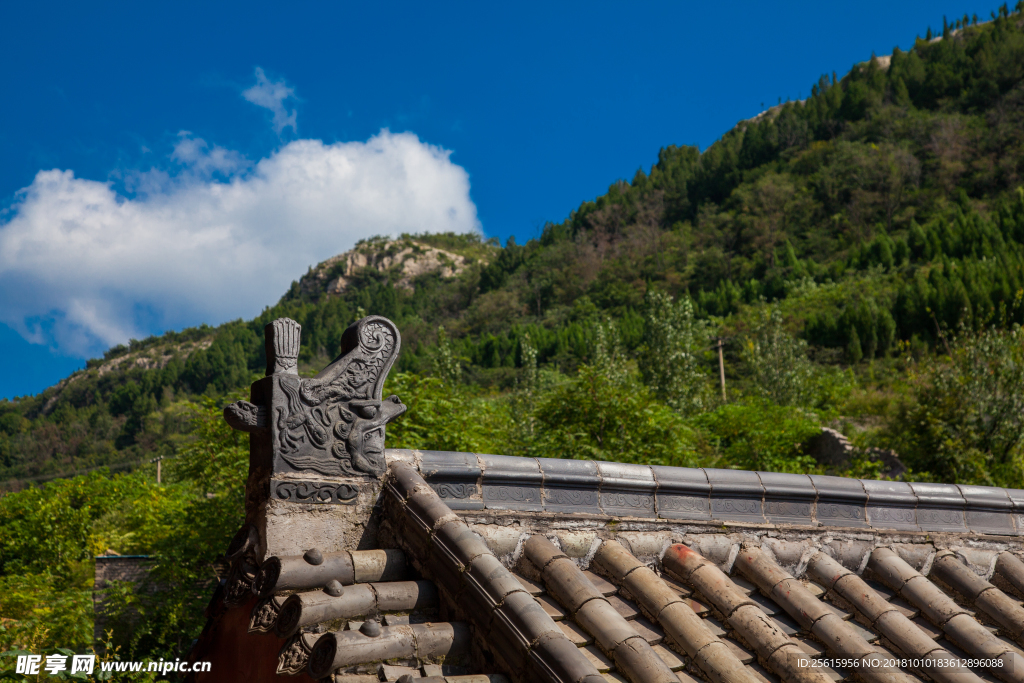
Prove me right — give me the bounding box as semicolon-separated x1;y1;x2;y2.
3;5;1024;676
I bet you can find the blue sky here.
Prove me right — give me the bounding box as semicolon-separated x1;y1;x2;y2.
0;0;1000;399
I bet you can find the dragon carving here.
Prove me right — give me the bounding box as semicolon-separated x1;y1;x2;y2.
224;316;406;478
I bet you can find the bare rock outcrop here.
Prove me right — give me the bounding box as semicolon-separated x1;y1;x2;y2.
300;239;473;298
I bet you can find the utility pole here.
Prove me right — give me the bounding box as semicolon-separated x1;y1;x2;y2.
151;455;165;484
716;337;727;402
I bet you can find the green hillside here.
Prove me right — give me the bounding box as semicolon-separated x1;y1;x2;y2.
3;6;1024;489
3;6;1024;666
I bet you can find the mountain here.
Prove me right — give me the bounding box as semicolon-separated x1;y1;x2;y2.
3;7;1024;487
294;235;488;298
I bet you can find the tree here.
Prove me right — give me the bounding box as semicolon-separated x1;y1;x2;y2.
637;291;714;415
875;144;920;231
532;363;698;467
503;333;541;457
884;325;1024;485
733;172;797;266
431;326;462;388
740;305;814;406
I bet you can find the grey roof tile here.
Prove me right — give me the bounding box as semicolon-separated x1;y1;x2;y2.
652;465;711;521
540;458;601;514
910;482;968;532
722;637;755;664
480;453;543;512
863;479;920;531
705;468;765;524
810;474;868;528
513;573;545;596
652;642;686;670
215;438;1024;683
596;461;656;518
582;645;613;672
759;472;816;525
419;450;483;511
535;594;567;621
959;484;1015;535
631;616;664;645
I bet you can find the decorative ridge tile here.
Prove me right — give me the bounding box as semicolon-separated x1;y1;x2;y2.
652;465;711;521
810;474;868;528
704;468;765;524
909;482;967;533
384;451;1024;535
758;472;815;526
596;462;656;518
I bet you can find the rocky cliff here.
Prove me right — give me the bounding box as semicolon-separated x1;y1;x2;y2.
298;237;479;299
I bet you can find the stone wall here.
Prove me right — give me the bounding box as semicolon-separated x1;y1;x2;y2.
93;555;153;644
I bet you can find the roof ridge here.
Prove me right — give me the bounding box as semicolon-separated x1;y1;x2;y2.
388;449;1024;537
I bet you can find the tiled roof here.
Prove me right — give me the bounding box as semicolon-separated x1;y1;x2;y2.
182;318;1024;683
188;456;1024;682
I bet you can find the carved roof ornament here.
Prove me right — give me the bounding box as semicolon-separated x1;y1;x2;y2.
224;315;406;479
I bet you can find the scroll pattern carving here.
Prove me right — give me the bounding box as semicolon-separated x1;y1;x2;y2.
659;495;709;513
273;480;359;505
487;485;540;502
249;596;284;633
277;635;314;676
430;483;478;500
869;507;916;524
711;498;761;515
764;501;812;517
817;503;865;520
223;563;256;607
917;508;965;526
547;489;598;506
602;492;654;509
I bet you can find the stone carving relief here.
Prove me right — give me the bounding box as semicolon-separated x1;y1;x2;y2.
603;492;654;510
868;507;916;524
711;498;760;515
764;501;812;517
430;482;477;500
277;634;316;676
658;495;709;513
547;489;598;506
249;596;284;633
917;508;965;526
273;480;359;504
224;316;406;479
817;503;865;521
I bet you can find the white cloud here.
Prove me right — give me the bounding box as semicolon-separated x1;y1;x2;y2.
171;132;249;176
0;130;480;357
243;67;298;134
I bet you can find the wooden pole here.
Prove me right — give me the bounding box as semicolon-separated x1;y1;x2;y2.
157;458;161;485
717;338;727;402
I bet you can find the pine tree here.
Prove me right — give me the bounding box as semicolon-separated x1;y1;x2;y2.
432;326;462;388
847;327;864;363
